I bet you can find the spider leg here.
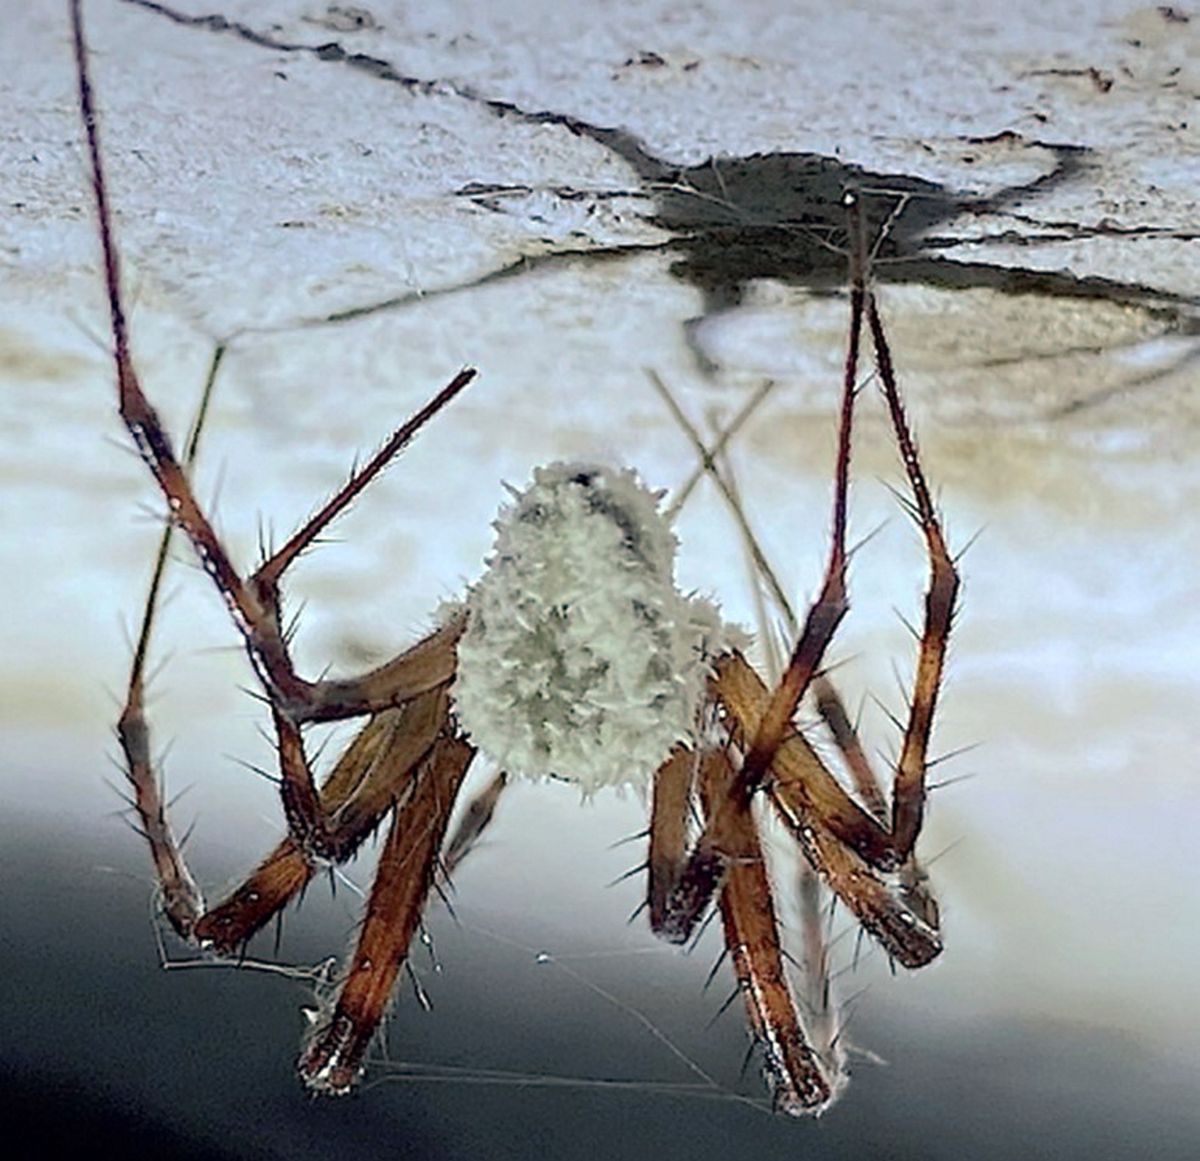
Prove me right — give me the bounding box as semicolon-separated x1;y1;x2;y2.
115;342;226;938
652;655;898;947
699;749;835;1115
715;655;941;968
714;654;893;866
194;688;451;952
123;674;449;953
110;344;451;949
653;355;892;835
864;285;960;860
812;675;888;822
301;615;464;724
811;672;940;933
737;210;866;789
299;731;475;1095
72;1;476;859
442;769;510;880
770;791;941;969
647;745;702;939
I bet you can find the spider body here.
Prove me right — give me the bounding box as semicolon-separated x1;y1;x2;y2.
72;0;956;1117
454;462;734;790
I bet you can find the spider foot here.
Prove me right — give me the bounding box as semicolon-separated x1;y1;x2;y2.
765;1050;837;1118
298;1011;368;1096
652;845;724;944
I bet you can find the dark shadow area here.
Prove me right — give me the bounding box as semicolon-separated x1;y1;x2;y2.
5;818;1198;1160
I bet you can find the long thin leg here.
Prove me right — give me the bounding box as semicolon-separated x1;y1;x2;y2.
737;211;866;789
303;616;463;724
110;353;453;947
116;344;226;938
655;368;892;826
71;0;476;856
812;677;888;822
299;732;475;1094
111;364;455;949
865;286;960;859
686;292;945;925
75;0;470;716
651;659;902;947
770;786;941;970
665;192;955;877
715;448;847;1092
714;654;893;866
699;750;834;1115
657;402;942;963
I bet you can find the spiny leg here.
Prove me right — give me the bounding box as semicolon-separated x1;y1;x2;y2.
655;365;892;826
655;359;894;829
651;376;890;993
302;615;464;724
812;678;888;822
654;461;941;959
699;749;834;1115
811;676;941;936
300;732;475;1095
651;653;899;948
863;283;960;860
711;448;847;1087
770;787;941;970
71;0;475;856
649;682;940;970
737;206;868;790
716;653;941;968
117;344;226;938
706;447;847;1083
707;203;945;918
194;687;451;953
661;193;949;952
640;275;872;951
714;654;893;867
105;342;451;949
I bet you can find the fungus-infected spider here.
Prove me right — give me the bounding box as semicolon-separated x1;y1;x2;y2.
73;1;956;1116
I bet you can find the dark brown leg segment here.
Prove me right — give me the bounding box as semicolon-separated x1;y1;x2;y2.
647;745;698;939
737;256;863;789
299;733;475;1094
193;689;450;953
715;653;942;967
865;291;960;860
714;654;893;866
700;751;834;1115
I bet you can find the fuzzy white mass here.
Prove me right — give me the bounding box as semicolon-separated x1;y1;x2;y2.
452;463;736;791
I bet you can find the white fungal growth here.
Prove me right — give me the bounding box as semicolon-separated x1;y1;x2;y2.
452;463;737;792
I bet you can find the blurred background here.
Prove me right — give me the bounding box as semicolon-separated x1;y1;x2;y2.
3;1;1199;1157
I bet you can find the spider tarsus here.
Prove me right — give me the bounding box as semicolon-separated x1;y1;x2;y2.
299;1012;367;1097
652;846;724;945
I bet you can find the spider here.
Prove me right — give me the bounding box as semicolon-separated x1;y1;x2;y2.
72;0;957;1116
